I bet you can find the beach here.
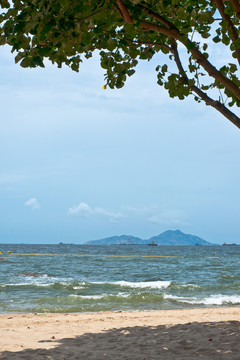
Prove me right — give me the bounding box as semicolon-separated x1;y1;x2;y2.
0;307;239;359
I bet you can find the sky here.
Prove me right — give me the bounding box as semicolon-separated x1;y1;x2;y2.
0;41;240;245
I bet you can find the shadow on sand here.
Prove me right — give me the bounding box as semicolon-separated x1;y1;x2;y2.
0;320;239;359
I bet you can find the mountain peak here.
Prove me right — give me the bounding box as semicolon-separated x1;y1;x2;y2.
149;230;211;245
162;229;183;235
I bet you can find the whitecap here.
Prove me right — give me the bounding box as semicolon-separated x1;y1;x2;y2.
201;294;240;306
69;294;106;300
164;294;240;305
114;280;171;289
90;280;171;289
69;292;130;300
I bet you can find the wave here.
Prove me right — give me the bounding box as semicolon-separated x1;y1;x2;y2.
68;292;129;300
92;280;172;289
164;294;240;306
170;282;200;290
69;294;107;300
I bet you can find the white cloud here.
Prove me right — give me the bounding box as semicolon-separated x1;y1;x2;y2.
68;202;92;217
24;198;40;209
68;202;125;222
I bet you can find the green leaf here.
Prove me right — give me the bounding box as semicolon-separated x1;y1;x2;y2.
162;64;168;73
203;43;208;51
33;56;44;67
15;53;23;64
186;41;196;50
212;36;220;43
229;63;237;73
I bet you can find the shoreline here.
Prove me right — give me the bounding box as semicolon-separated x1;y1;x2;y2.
0;305;240;315
0;304;239;315
1;307;239;359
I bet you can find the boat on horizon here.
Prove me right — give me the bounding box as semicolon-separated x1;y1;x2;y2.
222;242;237;246
147;241;158;246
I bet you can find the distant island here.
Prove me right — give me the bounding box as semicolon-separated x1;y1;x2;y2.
85;230;215;246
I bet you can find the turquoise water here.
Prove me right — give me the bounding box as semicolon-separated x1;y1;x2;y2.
0;244;240;313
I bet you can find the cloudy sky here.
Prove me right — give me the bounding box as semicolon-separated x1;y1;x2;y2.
0;41;239;244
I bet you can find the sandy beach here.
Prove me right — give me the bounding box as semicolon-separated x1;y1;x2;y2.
0;307;239;359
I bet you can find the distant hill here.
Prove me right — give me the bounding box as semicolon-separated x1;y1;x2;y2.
148;230;212;245
85;230;214;245
85;235;145;245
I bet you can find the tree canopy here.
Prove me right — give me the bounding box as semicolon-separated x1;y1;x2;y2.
0;0;240;128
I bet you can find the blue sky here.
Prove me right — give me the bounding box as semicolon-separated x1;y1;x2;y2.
0;43;239;244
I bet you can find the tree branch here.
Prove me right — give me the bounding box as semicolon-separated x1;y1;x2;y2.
213;0;240;66
172;41;240;128
138;6;240;101
192;85;240;128
184;38;240;101
112;2;240;101
114;0;133;24
141;19;240;101
229;0;240;20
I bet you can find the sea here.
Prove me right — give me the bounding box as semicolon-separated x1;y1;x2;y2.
0;243;240;314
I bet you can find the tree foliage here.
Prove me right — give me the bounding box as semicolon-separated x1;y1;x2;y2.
1;0;240;128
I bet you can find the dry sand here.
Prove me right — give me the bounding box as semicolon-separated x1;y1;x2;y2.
0;307;239;359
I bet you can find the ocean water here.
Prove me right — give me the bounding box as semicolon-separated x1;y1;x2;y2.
0;244;240;313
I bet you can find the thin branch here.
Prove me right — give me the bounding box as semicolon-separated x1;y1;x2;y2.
139;20;179;38
218;87;224;104
125;38;172;52
74;9;105;23
171;41;188;81
213;0;240;66
138;5;172;29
